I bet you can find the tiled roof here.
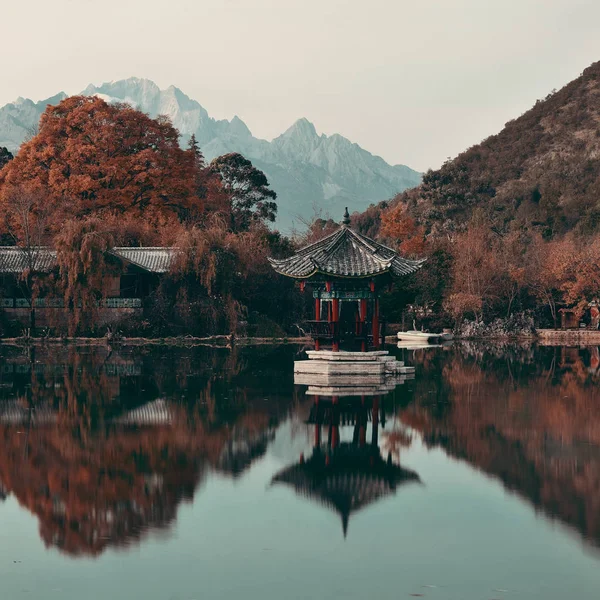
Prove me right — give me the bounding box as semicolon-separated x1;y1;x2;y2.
0;246;177;274
268;226;425;279
113;399;172;425
271;445;420;536
0;247;57;273
110;247;178;273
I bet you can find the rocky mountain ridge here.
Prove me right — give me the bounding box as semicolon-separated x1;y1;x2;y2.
0;78;421;230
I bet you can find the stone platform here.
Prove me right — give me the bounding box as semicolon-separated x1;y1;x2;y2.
294;350;415;379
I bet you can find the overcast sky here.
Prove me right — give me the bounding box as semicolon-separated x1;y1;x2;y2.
2;0;599;171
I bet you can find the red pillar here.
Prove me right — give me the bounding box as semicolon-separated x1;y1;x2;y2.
372;396;379;446
331;425;339;449
332;298;340;351
314;395;321;446
372;298;380;349
360;299;367;352
332;395;339;448
359;426;366;447
315;298;321;350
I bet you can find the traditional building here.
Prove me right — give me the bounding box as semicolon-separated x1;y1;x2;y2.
0;246;177;328
269;209;424;351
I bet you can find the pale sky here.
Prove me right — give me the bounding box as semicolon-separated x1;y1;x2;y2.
2;0;599;171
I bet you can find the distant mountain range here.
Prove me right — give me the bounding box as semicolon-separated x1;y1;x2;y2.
0;78;421;231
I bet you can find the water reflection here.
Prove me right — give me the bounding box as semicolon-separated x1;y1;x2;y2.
272;394;420;537
403;342;600;549
1;342;600;561
0;344;300;556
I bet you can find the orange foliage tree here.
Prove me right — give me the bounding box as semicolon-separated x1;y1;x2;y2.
0;96;201;228
380;202;427;257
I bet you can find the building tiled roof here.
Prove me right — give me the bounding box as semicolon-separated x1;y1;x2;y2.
271;445;420;536
110;247;178;273
0;246;177;274
268;226;425;279
0;247;57;273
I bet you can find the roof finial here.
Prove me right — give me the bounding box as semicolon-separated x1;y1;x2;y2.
342;207;350;226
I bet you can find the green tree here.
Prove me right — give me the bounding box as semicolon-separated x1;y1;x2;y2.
0;147;13;170
210;153;277;232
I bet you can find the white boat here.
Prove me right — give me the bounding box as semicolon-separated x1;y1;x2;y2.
397;330;454;343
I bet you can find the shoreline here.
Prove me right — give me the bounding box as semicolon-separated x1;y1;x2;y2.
0;335;314;348
1;329;599;348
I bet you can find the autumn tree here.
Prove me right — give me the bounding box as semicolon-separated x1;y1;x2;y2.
525;234;570;327
293;215;339;247
0;96;201;228
210;153;277;232
380;202;427;257
444;220;503;322
0;184;53;330
54;216;118;334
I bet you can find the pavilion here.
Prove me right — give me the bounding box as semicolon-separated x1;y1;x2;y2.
269;208;424;352
271;394;420;537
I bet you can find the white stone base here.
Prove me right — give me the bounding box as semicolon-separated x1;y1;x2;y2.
294;349;415;380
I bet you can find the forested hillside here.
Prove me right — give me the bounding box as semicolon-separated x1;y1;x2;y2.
361;60;600;239
354;60;600;329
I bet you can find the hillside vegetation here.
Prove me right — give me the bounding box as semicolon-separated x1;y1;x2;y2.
355;61;600;328
357;61;600;240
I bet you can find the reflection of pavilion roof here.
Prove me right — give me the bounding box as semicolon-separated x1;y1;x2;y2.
0;401;57;425
0;399;174;427
272;445;420;536
268;226;424;279
113;399;172;426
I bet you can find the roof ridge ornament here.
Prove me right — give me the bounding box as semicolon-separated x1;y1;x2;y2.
342;207;351;226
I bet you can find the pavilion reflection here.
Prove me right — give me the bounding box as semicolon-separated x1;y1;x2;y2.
272;372;420;537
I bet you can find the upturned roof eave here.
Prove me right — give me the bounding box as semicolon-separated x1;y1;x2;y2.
267;266;397;280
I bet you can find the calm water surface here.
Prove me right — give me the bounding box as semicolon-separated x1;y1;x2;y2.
0;342;599;599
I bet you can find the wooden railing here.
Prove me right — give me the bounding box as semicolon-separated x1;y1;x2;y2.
305;320;385;347
1;297;142;309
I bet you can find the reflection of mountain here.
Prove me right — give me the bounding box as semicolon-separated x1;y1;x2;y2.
0;344;298;557
404;345;600;548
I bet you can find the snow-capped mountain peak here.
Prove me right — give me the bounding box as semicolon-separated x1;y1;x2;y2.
0;78;421;230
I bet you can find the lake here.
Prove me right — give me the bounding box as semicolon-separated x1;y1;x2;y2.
0;342;599;600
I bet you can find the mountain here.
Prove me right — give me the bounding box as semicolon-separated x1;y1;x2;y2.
379;60;600;239
0;92;67;150
0;78;421;231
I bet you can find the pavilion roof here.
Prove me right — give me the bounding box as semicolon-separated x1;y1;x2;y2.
268;225;425;279
271;445;420;536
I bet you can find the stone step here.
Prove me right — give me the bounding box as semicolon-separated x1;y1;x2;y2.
305;350;389;361
294;361;386;376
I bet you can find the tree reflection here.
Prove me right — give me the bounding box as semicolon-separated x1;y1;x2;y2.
0;344;298;557
403;344;600;548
